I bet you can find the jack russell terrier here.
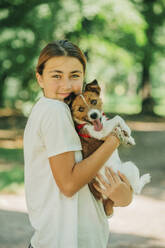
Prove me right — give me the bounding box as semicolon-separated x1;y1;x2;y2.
65;79;151;216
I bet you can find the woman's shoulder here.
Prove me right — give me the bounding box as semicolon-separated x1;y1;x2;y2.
26;97;72;126
34;96;71;115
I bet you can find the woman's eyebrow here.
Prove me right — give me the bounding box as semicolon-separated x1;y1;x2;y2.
49;70;82;74
49;70;63;73
71;70;82;74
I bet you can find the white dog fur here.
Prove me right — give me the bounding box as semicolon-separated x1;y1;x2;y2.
83;110;151;195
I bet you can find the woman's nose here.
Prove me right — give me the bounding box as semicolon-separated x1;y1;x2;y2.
62;79;72;90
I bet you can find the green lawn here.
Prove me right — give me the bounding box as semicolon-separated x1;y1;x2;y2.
103;93;165;116
103;95;141;114
0;148;24;194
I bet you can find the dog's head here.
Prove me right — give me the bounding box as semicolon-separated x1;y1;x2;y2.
65;79;104;131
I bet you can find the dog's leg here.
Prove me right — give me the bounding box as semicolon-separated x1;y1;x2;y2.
112;126;136;146
103;198;114;216
136;173;151;194
103;115;131;137
85;122;135;145
88;178;103;200
84;121;128;141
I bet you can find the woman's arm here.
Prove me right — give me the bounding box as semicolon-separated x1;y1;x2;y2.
49;134;120;197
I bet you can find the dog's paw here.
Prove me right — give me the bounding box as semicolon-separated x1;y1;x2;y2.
125;136;136;146
140;173;151;184
114;115;131;137
111;126;135;146
112;126;127;144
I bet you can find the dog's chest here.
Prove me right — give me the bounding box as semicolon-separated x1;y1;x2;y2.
80;136;104;159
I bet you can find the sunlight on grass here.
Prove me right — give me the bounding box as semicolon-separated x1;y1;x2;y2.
0;148;24;193
103;94;165;116
0;148;23;163
154;105;165;117
103;95;141;114
0;165;24;193
152;88;165;99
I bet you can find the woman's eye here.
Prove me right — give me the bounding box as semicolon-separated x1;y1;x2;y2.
91;99;97;105
52;75;61;78
72;74;80;78
78;107;85;112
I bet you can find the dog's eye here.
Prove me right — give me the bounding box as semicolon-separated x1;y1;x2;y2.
78;107;85;112
90;99;97;105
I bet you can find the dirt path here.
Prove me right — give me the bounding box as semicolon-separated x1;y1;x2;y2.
0;192;165;248
0;130;165;248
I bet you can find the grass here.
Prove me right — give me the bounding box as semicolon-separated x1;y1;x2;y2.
0;148;24;163
0;166;24;194
103;94;165;117
0;148;24;194
103;95;141;114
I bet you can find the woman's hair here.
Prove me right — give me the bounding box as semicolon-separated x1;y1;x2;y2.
36;40;87;75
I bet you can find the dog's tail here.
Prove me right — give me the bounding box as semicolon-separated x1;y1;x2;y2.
136;173;151;194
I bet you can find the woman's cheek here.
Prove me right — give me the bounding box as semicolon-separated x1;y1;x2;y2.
73;81;83;93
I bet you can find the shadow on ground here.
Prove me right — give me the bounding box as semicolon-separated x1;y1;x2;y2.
0;209;164;248
0;209;33;248
108;232;165;248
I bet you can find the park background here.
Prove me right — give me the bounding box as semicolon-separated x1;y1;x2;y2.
0;0;165;247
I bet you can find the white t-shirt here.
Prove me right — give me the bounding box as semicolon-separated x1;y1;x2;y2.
23;96;110;248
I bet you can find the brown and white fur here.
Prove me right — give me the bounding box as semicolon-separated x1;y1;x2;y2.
65;80;151;216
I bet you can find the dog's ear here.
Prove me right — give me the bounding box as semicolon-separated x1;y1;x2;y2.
64;92;77;108
84;79;101;95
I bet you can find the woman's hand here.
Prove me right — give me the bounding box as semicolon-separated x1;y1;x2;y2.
93;167;133;207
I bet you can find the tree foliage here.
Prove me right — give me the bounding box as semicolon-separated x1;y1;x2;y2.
0;0;165;115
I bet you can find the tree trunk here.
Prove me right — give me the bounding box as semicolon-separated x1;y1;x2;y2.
136;0;157;115
0;74;7;108
140;60;155;115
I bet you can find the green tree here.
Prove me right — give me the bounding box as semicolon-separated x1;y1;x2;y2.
131;0;165;114
90;0;165;115
0;0;62;108
1;0;165;116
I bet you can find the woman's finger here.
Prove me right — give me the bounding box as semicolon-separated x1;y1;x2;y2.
107;167;121;184
105;167;115;185
96;173;110;189
93;183;107;196
118;171;131;188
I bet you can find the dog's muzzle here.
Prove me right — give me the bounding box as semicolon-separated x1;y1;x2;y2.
88;109;103;131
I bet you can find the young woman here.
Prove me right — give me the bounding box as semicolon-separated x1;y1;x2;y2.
24;40;132;248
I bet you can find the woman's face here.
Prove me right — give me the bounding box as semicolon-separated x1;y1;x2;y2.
36;56;84;101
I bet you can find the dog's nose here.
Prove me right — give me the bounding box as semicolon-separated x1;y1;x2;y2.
90;113;98;119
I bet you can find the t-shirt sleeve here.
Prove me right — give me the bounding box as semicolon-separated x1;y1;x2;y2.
40;103;82;158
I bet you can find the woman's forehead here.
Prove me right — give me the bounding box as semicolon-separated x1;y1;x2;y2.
44;56;83;73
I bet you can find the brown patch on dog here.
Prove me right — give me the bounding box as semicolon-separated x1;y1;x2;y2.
71;91;102;124
71;95;88;123
78;134;104;159
85;79;101;95
103;198;114;216
88;178;103;200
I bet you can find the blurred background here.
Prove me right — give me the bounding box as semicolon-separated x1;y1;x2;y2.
0;0;165;247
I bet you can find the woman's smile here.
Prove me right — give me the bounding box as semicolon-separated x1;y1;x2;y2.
58;92;71;97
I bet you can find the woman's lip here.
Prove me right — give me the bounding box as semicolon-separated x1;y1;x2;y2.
58;93;71;95
58;93;71;97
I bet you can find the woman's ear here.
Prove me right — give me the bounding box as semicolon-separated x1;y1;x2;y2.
36;72;44;88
